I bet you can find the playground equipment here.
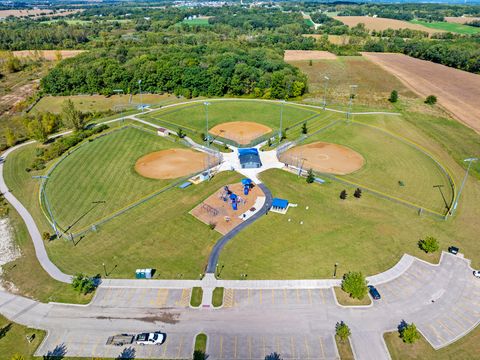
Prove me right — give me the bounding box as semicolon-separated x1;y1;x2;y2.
202;202;219;216
241;178;253;195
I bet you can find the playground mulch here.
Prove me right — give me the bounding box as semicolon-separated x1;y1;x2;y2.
135;148;209;179
280;141;364;175
209;121;272;145
190;183;265;235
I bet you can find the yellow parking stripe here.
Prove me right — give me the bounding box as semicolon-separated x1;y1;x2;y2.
234;336;238;359
248;336;252;359
296;289;300;303
428;324;446;342
177;336;184;359
319;289;325;304
308;289;312;305
318;336;325;359
162;339;168;357
304;337;310;359
262;337;266;358
290;336;296;358
272;289;275;305
437;319;455;336
219;336;223;358
283;289;287;304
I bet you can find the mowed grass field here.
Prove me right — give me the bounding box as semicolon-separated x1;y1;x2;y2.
410;19;480;35
301;121;454;214
45;127;187;232
141;100;320;136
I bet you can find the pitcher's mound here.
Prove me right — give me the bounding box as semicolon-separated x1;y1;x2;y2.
135;149;209;179
210;121;272;145
281;142;364;175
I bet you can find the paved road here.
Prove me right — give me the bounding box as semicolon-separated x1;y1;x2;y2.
0;252;477;359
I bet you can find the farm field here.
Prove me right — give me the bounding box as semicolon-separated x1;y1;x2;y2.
32;93;176;114
445;16;480;24
0;8;81;18
410;19;480;35
362;52;480;134
45;127;190;233
284;50;337;61
333;16;442;34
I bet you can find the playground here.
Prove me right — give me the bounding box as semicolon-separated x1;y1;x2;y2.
209;121;272;145
135;148;211;179
280;141;365;175
190;180;265;235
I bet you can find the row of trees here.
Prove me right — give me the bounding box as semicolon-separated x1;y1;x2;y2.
40;43;307;99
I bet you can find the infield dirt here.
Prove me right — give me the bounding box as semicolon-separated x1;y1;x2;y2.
209;121;272;145
135;149;209;179
280;142;365;175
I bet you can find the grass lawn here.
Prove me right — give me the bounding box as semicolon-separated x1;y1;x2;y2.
45;127;186;232
303;120;454;214
141;100;320;137
334;287;371;306
335;335;354;360
32;93;177;114
384;325;480;359
0;315;45;360
195;333;207;352
212;287;224;307
181;18;210;26
190;287;203;307
410;19;480;35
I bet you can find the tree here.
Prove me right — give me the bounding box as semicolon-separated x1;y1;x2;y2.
399;322;420;344
418;236;439;253
42;232;51;241
177;128;186;138
62;99;83;131
340;190;347;200
301;122;308;135
306;169;315;183
265;353;282;360
336;321;351;341
193;351;207;360
4;127;16;147
341;271;368;300
267;138;272;147
71;273;97;295
280;130;287;141
354;188;362;198
389;90;398;103
424;95;437;105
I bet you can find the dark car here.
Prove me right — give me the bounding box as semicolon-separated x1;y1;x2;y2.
448;246;459;255
368;285;381;300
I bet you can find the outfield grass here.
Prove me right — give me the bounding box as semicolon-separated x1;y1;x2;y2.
303;120;454;214
45;127;186;232
0;315;45;360
141;100;321;137
384;325;480;359
410;19;480;35
334;287;371;306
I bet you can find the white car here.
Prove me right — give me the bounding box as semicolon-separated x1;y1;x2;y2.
135;332;165;345
473;270;480;278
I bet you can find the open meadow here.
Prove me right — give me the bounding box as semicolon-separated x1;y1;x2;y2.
410;19;480;35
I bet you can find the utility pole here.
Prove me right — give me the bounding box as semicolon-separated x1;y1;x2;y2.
113;89;124;122
279;100;285;142
323;76;329;110
138;80;143;113
32;175;60;239
204;101;211;178
452;157;478;215
347;85;358;123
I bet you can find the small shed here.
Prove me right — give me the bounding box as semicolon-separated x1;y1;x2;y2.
157;127;170;137
271;198;290;214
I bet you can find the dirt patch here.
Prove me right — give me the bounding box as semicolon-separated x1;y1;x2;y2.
209;121;272;145
280;142;364;175
13;50;85;61
284;50;337;61
190;183;265;235
445;16;480;24
334;16;443;34
362;52;480;134
135;149;209;179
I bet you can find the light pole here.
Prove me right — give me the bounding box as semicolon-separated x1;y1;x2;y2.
452;157;478;215
102;262;107;277
204;101;211;148
323;76;329;110
138;80;143;113
113;89;124;122
32;175;59;239
333;262;338;278
278;100;285;142
347;85;358;122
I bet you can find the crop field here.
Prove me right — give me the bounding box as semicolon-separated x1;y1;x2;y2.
142;100;321;138
445;16;480;24
333;16;442;34
410;19;480;35
44;127;186;233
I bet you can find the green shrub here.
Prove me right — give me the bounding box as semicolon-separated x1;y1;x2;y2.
388;90;398;103
336;321;351;341
71;273;98;295
399;322;421;344
418;236;439;253
306;169;315;184
424;95;437;105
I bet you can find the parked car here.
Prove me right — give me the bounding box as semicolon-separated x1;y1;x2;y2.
448;246;459;255
473;270;480;278
135;331;165;345
368;285;381;300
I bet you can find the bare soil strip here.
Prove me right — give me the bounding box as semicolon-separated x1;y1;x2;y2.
362;52;480;134
135;149;209;179
334;16;443;34
284;50;337;61
280;142;365;175
13;50;85;61
209;121;272;145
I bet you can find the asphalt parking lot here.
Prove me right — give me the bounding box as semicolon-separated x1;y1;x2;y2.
93;287;191;308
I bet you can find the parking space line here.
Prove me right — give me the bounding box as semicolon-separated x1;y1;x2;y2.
452;309;475;326
458;304;479;317
428;324;446;343
319;336;326;359
232;289;236;307
259;289;263;305
126;288;136;303
319;289;325;304
220;336;223;359
272;289;275;305
447;314;468;331
262;336;266;358
283;289;287;305
162;339;168;357
276;336;281;355
290;336;296;358
296;289;300;303
308;289;312;305
177;336;184;359
304;337;310;359
248;289;251;305
248;336;252;360
437;319;456;336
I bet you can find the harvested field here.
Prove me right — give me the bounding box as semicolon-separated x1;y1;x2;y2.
303;34;353;46
0;9;81;19
13;50;85;61
284;50;337;61
280;142;364;175
445;16;480;24
190;183;265;235
362;52;480;134
209;121;272;145
135;149;209;179
334;16;442;34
